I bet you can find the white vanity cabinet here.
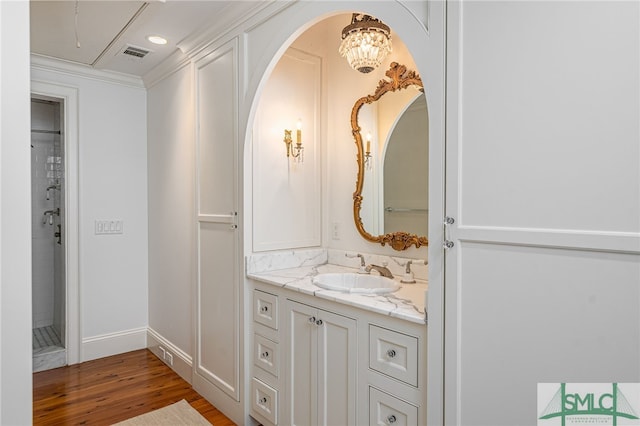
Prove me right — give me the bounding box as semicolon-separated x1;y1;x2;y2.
285;299;357;426
249;281;426;426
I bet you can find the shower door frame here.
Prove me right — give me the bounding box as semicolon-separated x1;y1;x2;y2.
31;81;80;366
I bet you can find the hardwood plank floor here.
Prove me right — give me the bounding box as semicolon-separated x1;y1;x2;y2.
33;349;236;425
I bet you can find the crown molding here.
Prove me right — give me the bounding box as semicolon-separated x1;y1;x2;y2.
178;0;294;60
142;49;192;89
30;54;145;89
140;1;294;87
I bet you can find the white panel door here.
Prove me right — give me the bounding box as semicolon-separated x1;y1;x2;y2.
194;39;240;402
445;2;640;425
285;300;357;426
317;309;356;426
286;300;317;426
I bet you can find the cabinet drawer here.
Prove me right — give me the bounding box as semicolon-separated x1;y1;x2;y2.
369;325;418;386
254;290;278;330
251;377;278;425
370;387;418;426
254;333;279;378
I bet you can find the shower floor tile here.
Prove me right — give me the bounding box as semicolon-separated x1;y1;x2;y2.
33;326;66;372
33;325;61;352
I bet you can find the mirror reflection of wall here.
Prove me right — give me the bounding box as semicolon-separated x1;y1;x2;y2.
360;88;428;238
359;103;380;234
383;93;428;236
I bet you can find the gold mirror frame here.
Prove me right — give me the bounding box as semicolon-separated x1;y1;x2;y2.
351;62;428;251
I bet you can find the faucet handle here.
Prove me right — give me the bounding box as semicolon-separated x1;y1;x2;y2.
401;259;427;284
345;253;367;272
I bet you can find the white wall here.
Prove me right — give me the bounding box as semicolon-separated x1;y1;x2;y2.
147;60;195;360
0;1;33;423
31;62;149;360
445;1;640;424
252;48;322;251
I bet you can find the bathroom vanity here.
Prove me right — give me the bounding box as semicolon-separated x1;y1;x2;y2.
246;250;427;426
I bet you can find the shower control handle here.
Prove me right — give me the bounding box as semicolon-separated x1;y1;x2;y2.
55;224;62;245
43;208;60;225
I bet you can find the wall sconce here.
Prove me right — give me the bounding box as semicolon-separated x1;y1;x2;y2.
364;132;373;170
284;119;304;163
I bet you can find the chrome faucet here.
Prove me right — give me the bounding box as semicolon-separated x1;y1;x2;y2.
365;264;394;279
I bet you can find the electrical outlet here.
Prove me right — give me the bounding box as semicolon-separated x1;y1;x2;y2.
165;352;173;366
159;346;166;359
332;222;340;240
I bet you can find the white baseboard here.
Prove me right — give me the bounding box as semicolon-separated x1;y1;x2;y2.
147;327;193;384
82;327;147;362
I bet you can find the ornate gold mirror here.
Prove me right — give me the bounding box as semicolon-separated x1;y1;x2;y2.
351;62;428;250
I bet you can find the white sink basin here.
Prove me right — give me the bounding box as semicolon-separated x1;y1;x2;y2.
312;273;401;294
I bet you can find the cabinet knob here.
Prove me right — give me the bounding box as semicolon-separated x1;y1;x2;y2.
386;414;397;424
260;305;269;313
316;319;323;326
386;349;396;358
308;316;316;323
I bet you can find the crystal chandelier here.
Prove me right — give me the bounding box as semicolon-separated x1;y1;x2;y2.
339;14;392;74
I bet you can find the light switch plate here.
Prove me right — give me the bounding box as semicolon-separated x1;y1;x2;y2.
95;220;123;235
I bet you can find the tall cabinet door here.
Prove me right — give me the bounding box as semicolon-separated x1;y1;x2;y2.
444;3;640;424
193;39;240;404
286;301;317;426
285;300;357;426
317;309;356;426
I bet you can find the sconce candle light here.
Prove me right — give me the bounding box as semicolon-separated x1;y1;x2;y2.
284;118;304;163
365;132;373;170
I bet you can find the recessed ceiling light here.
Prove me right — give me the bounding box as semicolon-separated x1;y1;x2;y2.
147;35;168;45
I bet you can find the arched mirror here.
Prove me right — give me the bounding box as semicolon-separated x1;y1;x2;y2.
351;62;428;250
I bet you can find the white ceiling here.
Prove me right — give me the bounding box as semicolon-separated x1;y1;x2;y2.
30;1;243;77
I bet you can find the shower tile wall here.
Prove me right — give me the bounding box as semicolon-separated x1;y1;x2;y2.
31;100;64;338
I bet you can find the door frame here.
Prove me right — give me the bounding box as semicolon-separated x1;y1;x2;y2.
31;80;80;365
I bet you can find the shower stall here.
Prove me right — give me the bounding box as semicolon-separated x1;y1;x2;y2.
31;97;66;372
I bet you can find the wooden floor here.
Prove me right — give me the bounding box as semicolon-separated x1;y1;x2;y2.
33;349;236;425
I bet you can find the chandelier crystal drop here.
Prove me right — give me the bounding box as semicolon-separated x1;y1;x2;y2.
339;14;392;74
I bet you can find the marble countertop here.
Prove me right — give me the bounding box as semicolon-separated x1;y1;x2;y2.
248;263;427;325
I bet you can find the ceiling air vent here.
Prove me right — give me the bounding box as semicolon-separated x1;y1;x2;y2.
121;45;150;59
